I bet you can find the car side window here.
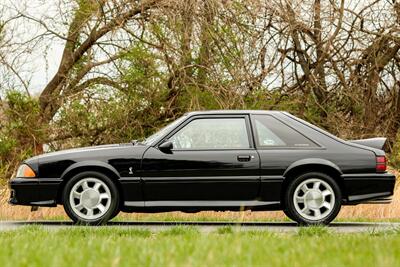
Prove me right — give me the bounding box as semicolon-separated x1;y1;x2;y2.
253;115;318;148
169;118;250;149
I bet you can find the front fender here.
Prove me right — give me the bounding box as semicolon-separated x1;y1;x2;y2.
60;160;120;180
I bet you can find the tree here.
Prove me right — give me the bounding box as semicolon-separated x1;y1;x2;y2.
37;0;162;122
2;0;400;150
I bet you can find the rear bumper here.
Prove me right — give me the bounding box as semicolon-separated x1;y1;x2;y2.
8;178;61;207
342;173;396;204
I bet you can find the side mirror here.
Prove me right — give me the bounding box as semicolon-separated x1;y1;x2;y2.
159;140;173;152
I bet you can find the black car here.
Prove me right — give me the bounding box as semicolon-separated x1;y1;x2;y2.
9;110;395;225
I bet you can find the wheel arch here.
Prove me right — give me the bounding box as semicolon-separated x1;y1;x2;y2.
281;159;346;201
57;161;122;204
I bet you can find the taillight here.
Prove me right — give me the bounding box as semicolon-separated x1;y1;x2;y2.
376;156;387;172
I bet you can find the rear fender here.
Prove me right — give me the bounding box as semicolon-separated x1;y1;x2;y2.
283;158;343;178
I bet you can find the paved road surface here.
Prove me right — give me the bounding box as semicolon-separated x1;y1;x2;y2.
0;221;398;233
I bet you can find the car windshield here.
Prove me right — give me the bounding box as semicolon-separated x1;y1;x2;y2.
142;115;188;145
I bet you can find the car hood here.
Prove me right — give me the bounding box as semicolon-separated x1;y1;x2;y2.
26;143;135;163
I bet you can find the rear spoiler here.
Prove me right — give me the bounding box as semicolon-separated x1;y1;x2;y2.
349;137;387;151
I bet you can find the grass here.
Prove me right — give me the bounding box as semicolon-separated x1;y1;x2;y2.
1;226;400;267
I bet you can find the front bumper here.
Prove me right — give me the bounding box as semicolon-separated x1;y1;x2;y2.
8;178;62;207
342;172;396;204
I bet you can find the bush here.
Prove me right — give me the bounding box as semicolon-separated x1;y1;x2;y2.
0;90;45;180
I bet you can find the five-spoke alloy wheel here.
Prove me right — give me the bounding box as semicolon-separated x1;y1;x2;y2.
284;172;341;225
63;171;119;225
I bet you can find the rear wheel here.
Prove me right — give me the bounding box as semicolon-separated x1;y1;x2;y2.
283;172;341;225
62;171;119;225
282;207;297;222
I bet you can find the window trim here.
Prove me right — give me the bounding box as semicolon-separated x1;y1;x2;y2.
249;114;324;150
156;114;255;151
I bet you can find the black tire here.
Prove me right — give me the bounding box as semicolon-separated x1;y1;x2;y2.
282;207;297;222
62;171;120;225
109;208;120;221
283;172;342;226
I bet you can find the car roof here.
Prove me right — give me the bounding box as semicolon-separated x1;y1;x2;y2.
185;110;287;116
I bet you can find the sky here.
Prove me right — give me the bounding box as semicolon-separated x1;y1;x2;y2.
27;43;64;95
1;0;66;95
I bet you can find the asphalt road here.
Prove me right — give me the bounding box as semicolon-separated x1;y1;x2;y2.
0;221;398;233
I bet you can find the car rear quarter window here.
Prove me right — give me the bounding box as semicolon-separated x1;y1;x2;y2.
253;115;318;148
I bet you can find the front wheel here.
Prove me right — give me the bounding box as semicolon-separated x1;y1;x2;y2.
283;172;342;225
62;171;119;225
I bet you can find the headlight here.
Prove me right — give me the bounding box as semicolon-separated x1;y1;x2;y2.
16;164;36;178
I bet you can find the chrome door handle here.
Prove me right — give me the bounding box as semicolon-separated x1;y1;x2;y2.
237;155;251;162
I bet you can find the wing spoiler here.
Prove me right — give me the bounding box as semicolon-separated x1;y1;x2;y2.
349;137;387;151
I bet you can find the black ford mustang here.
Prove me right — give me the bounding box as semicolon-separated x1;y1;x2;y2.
9;110;395;225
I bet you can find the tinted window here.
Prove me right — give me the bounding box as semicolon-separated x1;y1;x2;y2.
170;118;250;149
253;115;317;148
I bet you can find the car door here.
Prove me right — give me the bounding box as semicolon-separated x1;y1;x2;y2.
141;115;260;204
